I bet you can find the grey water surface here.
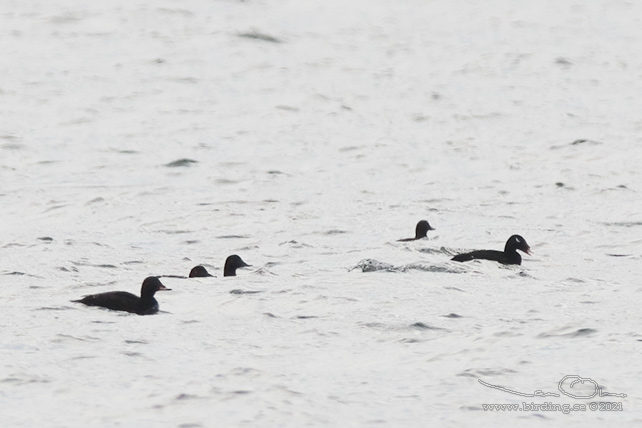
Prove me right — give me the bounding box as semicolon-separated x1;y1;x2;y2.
1;0;641;426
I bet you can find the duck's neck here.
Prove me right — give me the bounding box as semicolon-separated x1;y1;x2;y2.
505;251;522;265
140;290;158;303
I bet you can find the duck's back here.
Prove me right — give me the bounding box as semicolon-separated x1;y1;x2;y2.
75;291;142;314
452;249;520;265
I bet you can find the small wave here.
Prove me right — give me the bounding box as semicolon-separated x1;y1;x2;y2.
0;375;51;385
71;261;118;269
457;368;517;378
229;289;262;295
360;322;386;329
604;222;642;228
417;247;448;255
251;267;277;276
175;393;205;402
157;230;192;235
570;138;603;146
351;259;464;274
410;322;448;331
237;31;282;43
441;247;467;257
279;240;312;248
402;263;463;274
165;158;198;167
350;259;399;273
361;322;449;333
323;229;348;235
537;327;597;339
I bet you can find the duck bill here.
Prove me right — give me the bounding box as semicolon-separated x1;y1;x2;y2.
159;285;172;291
524;246;532;256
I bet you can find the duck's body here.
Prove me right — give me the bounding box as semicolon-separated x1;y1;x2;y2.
398;220;434;242
73;277;170;315
451;235;531;265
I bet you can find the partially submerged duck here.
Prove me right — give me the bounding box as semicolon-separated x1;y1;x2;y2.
224;254;251;277
73;276;171;315
451;235;531;265
189;265;213;278
398;220;435;242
